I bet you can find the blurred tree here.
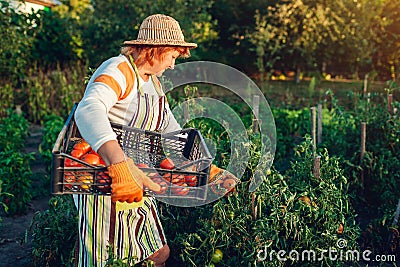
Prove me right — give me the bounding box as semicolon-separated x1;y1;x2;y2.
330;0;392;79
209;0;276;72
52;0;93;60
248;0;347;82
79;0;217;68
247;0;400;81
29;10;78;69
374;0;400;80
0;0;33;86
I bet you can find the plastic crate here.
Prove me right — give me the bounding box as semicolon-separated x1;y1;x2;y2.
51;104;212;200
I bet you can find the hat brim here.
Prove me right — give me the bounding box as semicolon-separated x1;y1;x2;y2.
123;40;197;48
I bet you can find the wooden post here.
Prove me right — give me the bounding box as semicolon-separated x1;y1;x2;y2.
313;156;321;179
183;102;189;123
388;94;393;115
360;122;366;160
252;95;260;132
363;74;368;97
251;193;257;220
310;107;317;151
317;104;322;144
360;122;366;186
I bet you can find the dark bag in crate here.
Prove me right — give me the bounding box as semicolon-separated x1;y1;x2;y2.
51;104;212;200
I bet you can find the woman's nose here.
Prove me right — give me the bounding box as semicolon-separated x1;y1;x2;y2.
168;59;175;70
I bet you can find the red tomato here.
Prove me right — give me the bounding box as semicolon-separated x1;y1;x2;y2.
136;163;149;168
159;158;175;169
156;181;168;195
338;223;344;234
79;174;93;191
162;173;171;182
171;182;190;195
88;150;106;166
88;149;100;156
185;175;198;187
64;172;76;190
73;141;91;154
82;153;101;165
65;157;82;167
70;149;85;159
97;172;111;193
171;174;185;184
222;178;236;190
152;177;163;184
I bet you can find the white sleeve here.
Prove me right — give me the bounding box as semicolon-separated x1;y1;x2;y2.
75;80;119;152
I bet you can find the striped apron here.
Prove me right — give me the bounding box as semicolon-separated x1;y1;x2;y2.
74;57;169;266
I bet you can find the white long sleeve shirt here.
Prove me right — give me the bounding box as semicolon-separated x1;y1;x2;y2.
75;54;181;152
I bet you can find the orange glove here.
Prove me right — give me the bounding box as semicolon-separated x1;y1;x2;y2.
108;158;160;203
209;164;240;195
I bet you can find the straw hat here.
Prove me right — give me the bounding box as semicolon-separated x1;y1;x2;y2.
123;14;197;48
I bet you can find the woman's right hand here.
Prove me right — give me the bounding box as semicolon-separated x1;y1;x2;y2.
107;158;160;203
98;140;160;203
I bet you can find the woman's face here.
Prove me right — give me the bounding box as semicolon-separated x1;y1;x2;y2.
153;50;180;77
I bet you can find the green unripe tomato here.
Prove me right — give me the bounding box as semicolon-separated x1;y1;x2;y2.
211;249;223;263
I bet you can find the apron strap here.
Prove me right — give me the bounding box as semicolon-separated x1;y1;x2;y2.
128;55;163;97
151;75;164;96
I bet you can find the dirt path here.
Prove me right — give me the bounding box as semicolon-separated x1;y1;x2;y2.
0;124;51;267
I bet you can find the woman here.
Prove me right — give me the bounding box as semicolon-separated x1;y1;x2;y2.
74;14;197;266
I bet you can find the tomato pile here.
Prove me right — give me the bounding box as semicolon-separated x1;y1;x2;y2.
63;141;203;196
150;158;201;196
64;140;110;193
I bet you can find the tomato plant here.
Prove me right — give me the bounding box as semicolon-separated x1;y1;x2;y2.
30;196;78;266
0;111;30;151
39;114;64;172
160;136;361;266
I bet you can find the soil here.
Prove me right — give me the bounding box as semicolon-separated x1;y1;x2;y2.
0;125;51;267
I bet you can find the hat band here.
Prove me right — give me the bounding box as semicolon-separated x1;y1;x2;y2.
138;28;184;42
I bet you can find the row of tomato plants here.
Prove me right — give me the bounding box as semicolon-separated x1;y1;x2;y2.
31;89;398;266
29;120;361;266
162;85;400;265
